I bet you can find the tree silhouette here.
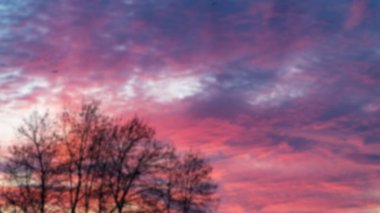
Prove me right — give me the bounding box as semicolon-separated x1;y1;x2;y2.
1;101;218;213
176;152;218;213
57;101;109;213
157;152;218;213
2;113;59;213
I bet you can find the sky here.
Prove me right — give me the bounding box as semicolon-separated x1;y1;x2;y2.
1;0;380;212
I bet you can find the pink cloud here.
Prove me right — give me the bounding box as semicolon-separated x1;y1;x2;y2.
345;0;368;30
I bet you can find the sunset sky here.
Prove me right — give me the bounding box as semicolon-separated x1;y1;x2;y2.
1;0;380;212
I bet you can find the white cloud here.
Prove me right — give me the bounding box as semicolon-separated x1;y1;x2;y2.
0;70;21;85
0;72;49;102
121;71;215;103
143;74;204;103
248;56;313;106
249;84;304;106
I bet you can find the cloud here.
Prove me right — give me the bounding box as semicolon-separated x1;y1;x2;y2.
1;0;380;212
347;153;380;165
121;71;215;103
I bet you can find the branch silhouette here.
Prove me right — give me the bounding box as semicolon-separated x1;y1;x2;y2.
1;101;218;213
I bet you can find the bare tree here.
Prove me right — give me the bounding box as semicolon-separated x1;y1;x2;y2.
57;100;108;213
178;152;218;213
86;117;176;213
1;101;219;213
2;113;59;213
159;152;218;213
101;118;160;213
144;149;179;213
86;122;113;213
56;102;173;213
144;151;218;213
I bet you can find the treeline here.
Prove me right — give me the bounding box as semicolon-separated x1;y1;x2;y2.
0;101;218;213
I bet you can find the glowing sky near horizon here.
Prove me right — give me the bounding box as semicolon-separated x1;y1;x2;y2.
1;0;380;212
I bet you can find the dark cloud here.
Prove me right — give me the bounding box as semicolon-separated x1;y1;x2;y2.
187;91;251;120
363;134;380;144
268;134;317;152
347;153;380;165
